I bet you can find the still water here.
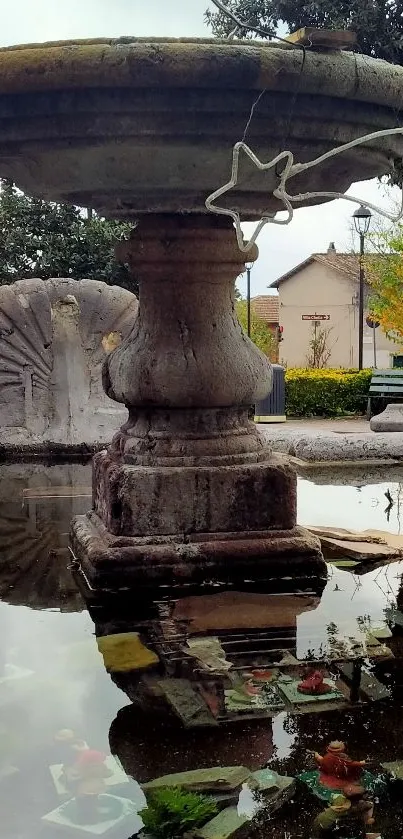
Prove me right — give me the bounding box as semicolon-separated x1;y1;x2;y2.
2;462;403;838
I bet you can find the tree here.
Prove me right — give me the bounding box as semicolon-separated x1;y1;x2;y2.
306;323;335;368
0;181;138;294
205;1;403;65
366;224;403;343
236;298;276;357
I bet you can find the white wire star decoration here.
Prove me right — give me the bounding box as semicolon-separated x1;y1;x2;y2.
205;128;403;252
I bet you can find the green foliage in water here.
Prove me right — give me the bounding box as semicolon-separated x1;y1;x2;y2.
140;786;218;839
285;368;372;417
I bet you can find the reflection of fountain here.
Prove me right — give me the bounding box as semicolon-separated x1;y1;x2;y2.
103;592;323;828
0;463;90;610
90;587;324;732
110;705;273;783
2;39;403;589
172;590;320;632
171;590;321;664
296;465;403;488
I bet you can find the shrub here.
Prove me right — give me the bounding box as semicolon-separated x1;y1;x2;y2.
139;786;218;839
285;368;372;417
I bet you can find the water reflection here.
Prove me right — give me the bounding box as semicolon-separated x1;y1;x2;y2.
0;463;89;610
298;474;403;535
1;464;403;837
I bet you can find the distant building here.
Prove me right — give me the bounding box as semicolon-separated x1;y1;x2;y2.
270;244;400;369
250;295;280;362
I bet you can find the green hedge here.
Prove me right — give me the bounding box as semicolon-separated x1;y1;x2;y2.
285;369;372;417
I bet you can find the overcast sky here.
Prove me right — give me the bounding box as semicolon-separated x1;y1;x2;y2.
1;0;400;295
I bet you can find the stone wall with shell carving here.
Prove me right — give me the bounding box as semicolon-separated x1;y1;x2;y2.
0;278;138;450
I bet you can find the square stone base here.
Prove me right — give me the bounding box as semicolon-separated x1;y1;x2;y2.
92;451;297;536
70;511;326;593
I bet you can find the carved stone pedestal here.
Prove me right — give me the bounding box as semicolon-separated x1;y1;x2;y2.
71;215;325;590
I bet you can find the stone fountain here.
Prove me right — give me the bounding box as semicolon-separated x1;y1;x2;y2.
1;37;403;591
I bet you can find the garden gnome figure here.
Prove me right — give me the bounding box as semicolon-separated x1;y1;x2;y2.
315;741;366;790
311;784;378;838
343;785;375;827
55;729;112;794
311;793;352;837
55;729;89;784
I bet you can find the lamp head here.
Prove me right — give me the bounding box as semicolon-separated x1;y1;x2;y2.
353;205;372;236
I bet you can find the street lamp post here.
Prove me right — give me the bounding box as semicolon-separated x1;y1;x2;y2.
353;205;372;371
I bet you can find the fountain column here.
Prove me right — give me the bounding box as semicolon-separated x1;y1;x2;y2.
71;214;324;589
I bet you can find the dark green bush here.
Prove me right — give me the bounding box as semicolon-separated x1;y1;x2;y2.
139;786;218;839
285;369;372;417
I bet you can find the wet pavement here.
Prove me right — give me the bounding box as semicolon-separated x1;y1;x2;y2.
1;462;403;838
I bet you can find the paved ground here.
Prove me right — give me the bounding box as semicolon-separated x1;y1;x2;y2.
266;417;371;434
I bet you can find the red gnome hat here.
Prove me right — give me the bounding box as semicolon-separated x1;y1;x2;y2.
76;749;107;767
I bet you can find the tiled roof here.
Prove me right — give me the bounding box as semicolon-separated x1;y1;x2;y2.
270;252;362;288
250;295;279;323
314;252;360;281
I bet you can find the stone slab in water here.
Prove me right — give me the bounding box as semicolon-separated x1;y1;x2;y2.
381;760;403;779
142;766;252;794
157;679;218;728
308;526;403;563
251;768;295;796
97;632;159;673
191;806;251;839
335;662;391;702
276;677;345;706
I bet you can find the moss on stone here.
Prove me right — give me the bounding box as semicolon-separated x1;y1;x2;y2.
0;38;401;108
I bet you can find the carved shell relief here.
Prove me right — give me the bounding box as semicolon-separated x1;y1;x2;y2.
0;278;138;446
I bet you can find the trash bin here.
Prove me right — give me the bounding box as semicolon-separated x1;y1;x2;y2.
254;364;286;423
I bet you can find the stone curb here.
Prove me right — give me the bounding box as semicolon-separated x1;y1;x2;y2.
259;428;403;463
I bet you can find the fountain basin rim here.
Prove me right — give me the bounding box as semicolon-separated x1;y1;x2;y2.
0;38;402;110
0;36;297;52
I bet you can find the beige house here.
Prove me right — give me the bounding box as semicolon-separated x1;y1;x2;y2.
270;244;401;369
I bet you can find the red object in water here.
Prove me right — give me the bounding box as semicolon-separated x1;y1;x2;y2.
243;680;262;696
251;669;273;682
297;670;333;695
75;749;107;766
316;746;364;789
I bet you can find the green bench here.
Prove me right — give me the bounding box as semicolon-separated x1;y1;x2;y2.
367;369;403;419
